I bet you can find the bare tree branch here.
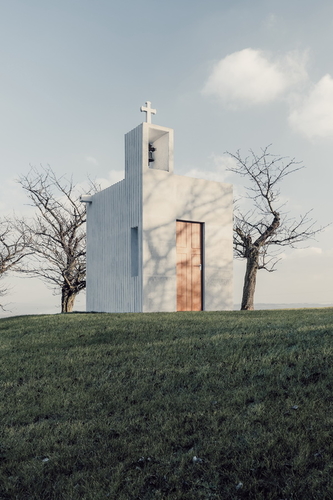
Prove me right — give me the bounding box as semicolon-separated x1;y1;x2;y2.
15;166;99;312
226;146;326;310
0;218;31;310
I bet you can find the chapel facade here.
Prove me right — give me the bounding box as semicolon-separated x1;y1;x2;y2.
82;102;233;312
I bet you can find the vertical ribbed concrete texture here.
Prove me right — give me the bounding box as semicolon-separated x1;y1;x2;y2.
86;125;143;312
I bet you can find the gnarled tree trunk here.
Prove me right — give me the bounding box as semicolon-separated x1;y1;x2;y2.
241;247;259;310
237;213;280;310
61;286;77;313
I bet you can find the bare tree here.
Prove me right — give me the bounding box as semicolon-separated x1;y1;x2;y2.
227;146;324;310
0;219;30;309
16;167;98;313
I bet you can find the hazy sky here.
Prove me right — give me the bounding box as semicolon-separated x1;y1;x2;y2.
1;0;333;316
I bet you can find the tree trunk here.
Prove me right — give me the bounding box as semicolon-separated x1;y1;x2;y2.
241;248;259;310
61;287;77;313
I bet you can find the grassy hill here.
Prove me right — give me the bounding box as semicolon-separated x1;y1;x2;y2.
1;309;333;499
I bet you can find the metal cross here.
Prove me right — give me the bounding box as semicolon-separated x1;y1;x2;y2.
140;101;156;123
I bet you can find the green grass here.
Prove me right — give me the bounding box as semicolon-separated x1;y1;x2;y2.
1;309;333;499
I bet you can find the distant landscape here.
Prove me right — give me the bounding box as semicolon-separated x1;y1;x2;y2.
238;303;333;310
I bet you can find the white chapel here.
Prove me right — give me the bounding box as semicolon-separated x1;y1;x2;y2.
82;102;233;312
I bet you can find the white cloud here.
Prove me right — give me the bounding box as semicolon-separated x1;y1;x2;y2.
0;177;31;217
86;156;99;166
184;154;236;183
183;168;222;182
263;13;278;30
202;48;308;107
45;170;125;209
288;74;333;138
95;169;124;189
210;153;238;174
283;246;323;259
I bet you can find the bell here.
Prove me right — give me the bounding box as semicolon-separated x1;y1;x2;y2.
148;143;156;164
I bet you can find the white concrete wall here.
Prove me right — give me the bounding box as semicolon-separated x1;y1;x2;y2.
142;167;233;312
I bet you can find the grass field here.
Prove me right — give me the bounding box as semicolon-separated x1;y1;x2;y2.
1;309;333;499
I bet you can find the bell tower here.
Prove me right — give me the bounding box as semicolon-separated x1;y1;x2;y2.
125;101;174;180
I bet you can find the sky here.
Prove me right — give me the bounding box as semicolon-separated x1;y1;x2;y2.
1;0;333;316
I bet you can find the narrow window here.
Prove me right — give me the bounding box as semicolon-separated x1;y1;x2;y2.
131;227;139;277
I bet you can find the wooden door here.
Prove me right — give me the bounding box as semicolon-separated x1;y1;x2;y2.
176;221;203;311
